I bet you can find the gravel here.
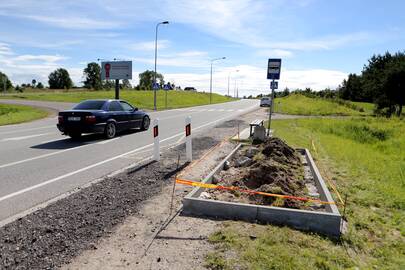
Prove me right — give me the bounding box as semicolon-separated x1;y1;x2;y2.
0;136;220;269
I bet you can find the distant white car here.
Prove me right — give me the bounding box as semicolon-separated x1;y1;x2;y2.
260;97;271;107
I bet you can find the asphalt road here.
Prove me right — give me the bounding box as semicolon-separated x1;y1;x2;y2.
0;99;259;224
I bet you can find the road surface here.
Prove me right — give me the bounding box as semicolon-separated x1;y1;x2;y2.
0;99;258;223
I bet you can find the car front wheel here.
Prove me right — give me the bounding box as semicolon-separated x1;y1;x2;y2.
104;122;116;139
141;116;150;131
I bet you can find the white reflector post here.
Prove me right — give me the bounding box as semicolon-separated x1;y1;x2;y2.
153;118;160;161
185;116;192;162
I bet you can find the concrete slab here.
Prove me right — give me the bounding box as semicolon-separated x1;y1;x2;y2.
182;145;342;237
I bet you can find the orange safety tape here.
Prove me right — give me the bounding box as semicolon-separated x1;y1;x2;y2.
176;178;336;205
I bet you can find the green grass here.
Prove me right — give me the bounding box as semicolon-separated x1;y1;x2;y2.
0;104;49;126
206;117;405;269
273;94;373;116
0;89;235;110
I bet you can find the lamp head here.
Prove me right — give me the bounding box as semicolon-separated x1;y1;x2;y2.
162;21;169;24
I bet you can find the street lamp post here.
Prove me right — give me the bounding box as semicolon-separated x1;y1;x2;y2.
209;57;226;104
153;21;169;111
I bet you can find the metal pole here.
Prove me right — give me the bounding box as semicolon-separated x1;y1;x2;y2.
165;89;167;109
153;23;159;111
209;62;213;104
227;73;230;96
267;79;275;137
115;79;119;99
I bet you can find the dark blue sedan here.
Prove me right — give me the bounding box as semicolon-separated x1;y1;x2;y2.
57;99;150;139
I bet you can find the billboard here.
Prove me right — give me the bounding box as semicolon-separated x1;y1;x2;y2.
267;58;281;80
101;61;132;80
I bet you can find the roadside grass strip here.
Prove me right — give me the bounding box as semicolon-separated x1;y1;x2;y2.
0;104;48;126
206;116;405;269
274;94;374;116
1;90;235;110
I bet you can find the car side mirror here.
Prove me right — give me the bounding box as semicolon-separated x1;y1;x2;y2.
133;107;138;111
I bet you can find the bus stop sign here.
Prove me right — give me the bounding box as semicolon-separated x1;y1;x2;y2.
267;58;281;80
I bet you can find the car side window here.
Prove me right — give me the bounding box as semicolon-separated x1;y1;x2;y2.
120;102;134;112
109;101;123;111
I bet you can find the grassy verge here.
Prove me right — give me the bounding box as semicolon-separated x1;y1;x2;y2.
273;94;373;116
0;104;49;126
206;117;405;269
0;89;235;110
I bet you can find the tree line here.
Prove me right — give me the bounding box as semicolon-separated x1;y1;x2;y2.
0;62;178;92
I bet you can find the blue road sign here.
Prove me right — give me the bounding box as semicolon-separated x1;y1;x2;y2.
270;81;278;89
163;84;172;90
267;58;282;80
152;82;160;90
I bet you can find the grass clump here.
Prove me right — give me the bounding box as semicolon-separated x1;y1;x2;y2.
0;104;48;126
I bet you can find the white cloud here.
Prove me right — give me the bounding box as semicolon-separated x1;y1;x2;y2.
258;49;293;58
163;65;347;96
129;40;170;51
14;54;68;63
0;43;13;55
133;50;209;68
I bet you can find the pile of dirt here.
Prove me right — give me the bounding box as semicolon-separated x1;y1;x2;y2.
208;137;306;208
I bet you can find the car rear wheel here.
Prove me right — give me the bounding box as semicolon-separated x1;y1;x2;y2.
141;116;150;131
104;122;116;139
69;132;82;139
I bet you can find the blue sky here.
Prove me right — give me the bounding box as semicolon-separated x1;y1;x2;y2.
0;0;404;96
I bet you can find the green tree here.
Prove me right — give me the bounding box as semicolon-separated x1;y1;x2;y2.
362;51;405;116
377;54;405;116
339;73;364;101
48;68;73;89
120;79;132;89
103;80;115;90
83;62;102;90
0;71;13;91
137;70;164;90
36;82;44;89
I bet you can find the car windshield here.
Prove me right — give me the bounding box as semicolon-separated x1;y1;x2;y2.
73;100;106;110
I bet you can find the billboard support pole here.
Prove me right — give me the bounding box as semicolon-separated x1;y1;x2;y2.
115;79;119;100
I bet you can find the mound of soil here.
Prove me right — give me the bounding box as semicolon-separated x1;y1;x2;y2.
208;137;306;208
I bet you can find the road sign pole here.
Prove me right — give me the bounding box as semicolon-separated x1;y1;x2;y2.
267;79;275;137
165;90;168;109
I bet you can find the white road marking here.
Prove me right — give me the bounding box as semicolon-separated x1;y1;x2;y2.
207;109;215;111
0;125;54;135
0;132;182;203
96;137;120;144
0;143;91;169
226;109;234;112
1;132;55;142
0;107;260;203
0;103;258;170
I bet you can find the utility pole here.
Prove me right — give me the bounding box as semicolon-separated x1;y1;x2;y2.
209;57;226;104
